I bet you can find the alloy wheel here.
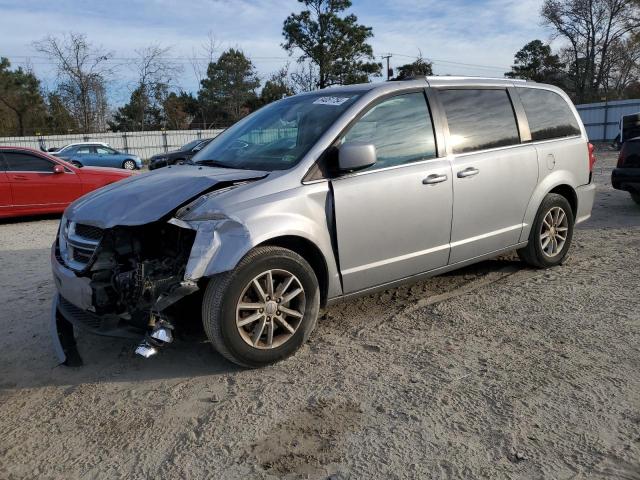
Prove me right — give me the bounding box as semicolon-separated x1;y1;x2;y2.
540;206;569;257
235;269;306;349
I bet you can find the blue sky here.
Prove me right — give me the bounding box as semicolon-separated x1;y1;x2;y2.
0;0;551;103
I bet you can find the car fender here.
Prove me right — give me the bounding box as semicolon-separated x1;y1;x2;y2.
173;187;342;298
519;169;580;242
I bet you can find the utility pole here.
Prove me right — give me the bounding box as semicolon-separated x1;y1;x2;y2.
382;54;392;80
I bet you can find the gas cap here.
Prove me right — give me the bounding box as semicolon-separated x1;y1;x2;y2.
546;153;556;170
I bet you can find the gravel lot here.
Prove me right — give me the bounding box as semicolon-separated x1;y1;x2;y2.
1;150;639;479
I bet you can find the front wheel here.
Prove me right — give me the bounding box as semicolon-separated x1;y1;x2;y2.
518;193;575;268
122;159;137;170
631;192;640;205
71;161;82;168
202;246;320;367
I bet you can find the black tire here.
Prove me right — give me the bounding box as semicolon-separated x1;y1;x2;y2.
71;161;82;168
202;246;320;368
122;159;136;170
631;192;640;205
517;193;575;268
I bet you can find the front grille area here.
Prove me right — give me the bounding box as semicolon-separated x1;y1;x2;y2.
72;248;94;263
60;221;104;271
74;224;104;241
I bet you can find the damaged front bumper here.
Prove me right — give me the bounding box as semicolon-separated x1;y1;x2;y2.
51;246;147;365
51;239;199;365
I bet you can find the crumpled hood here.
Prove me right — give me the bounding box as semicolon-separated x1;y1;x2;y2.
65;165;267;228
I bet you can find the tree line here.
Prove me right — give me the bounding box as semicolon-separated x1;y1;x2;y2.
1;0;639;137
506;0;640;103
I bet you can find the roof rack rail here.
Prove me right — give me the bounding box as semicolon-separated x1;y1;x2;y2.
388;75;531;83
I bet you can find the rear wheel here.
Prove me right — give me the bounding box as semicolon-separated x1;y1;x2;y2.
518;193;574;268
202;246;320;367
631;192;640;205
122;159;136;170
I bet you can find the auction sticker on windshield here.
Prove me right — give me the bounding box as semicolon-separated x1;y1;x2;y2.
313;96;351;106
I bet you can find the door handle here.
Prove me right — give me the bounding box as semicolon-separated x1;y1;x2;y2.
457;167;479;178
422;173;448;185
12;175;28;181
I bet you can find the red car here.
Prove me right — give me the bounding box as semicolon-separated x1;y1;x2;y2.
0;147;133;219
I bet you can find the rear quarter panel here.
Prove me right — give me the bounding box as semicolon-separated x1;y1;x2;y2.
519;136;589;242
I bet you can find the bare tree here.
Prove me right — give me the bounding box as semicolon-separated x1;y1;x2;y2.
290;61;319;93
34;33;114;133
190;31;220;128
602;36;640;97
541;0;640;102
190;31;219;87
130;45;182;130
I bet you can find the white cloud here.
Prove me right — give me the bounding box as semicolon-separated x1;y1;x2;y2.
0;0;551;99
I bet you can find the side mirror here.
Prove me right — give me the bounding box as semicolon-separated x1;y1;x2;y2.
338;143;377;172
53;164;65;174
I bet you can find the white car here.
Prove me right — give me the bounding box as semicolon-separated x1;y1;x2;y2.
49;142;112;155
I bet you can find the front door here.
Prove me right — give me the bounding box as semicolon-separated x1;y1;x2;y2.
95;146;119;167
331;91;453;293
4;151;82;211
437;88;538;263
73;145;95;166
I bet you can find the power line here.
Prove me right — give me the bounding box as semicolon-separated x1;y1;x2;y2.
7;52;511;71
387;53;509;71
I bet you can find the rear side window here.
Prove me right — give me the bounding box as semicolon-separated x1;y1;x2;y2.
4;152;54;172
96;146;116;154
342;92;436;171
518;88;581;141
439;89;520;154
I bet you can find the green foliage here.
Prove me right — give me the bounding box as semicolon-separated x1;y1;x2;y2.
0;57;46;136
45;92;77;134
260;68;295;105
164;91;198;130
505;40;565;83
395;57;433;80
282;0;381;88
109;85;167;131
198;48;260;124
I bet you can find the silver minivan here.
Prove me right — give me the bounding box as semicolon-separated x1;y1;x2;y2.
51;77;596;367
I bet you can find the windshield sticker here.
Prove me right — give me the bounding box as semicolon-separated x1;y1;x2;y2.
313;96;351;106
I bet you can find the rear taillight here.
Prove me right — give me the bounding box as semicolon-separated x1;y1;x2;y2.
588;143;597;172
617;150;625;167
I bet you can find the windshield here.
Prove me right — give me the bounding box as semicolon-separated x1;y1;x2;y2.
181;139;203;151
193;92;360;171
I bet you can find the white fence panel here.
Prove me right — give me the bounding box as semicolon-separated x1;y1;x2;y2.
0;129;225;160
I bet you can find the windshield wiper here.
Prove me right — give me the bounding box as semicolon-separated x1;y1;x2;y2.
195;159;234;169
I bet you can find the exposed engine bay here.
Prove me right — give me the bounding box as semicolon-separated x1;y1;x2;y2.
87;222;197;321
54;219;203;362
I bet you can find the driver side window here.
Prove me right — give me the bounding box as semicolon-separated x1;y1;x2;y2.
342;92;437;172
4;152;54;172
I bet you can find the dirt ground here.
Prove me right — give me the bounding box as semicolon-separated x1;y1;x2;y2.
0;150;639;480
